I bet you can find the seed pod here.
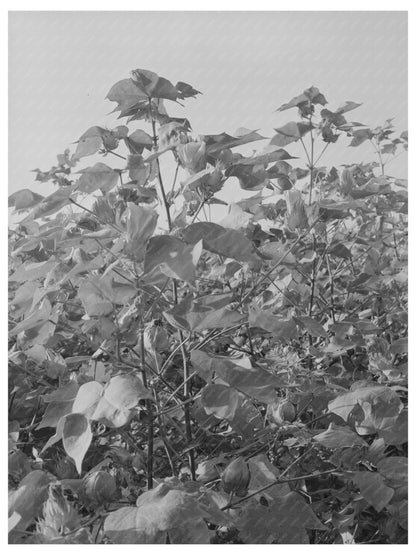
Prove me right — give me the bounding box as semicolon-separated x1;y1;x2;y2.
268;399;296;425
221;456;250;497
83;471;118;506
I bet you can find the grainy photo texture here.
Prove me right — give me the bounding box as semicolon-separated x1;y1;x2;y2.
8;11;408;544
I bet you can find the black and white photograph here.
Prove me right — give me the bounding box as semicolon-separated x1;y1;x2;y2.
7;7;409;545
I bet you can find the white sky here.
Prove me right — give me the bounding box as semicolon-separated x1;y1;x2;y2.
9;11;407;200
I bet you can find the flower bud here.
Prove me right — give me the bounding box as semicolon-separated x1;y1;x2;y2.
221;456;250;497
83;471;118;506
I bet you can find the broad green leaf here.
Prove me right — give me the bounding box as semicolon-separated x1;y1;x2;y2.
349;128;373;147
144;236;202;285
8;189;44;211
106;78;147;117
76;163;119;194
353;471;394;512
164;293;245;332
276;86;327;112
103;374;153;410
91;396;133;428
249;305;297;343
313;424;366;449
125;129;153;154
124;203;158;261
182;222;260;263
21;186;75;222
328;385;403;435
201;384;239;420
78;278;114;317
237;492;326;544
270;121;314;147
336;101;362;114
247;454;290;501
37;381;79;429
131;68;178;100
201;128;266;156
378;457;407;488
226;164;268;190
62;413;92;474
294;316;327;337
72;381;103;419
9;297;52;336
9;259;59;284
190;349;217;382
73;126;107;159
104;482;216;543
8;470;51;532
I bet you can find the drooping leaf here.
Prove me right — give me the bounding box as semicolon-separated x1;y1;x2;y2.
349;128;373;147
294;316;327;337
73;126;107;159
62;413;92;474
21;186;75;222
201;384;240;420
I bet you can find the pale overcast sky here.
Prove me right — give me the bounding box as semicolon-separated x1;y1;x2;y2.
9;11;407;198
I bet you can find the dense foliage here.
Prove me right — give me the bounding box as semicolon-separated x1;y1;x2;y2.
8;68;408;544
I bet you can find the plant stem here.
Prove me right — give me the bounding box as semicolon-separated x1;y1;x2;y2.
148;98;172;230
139;322;154;489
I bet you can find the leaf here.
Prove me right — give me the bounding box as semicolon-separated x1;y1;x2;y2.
124;203;158;261
235;148;297;165
249;305;298;343
270;121;314;147
336;101;362;114
313;424;367;449
37;381;79;429
8;189;44;211
190;349;217;382
276;86;327;112
106;78;147;117
103;374;153;410
72;381;103;419
73;126;106;159
104;482;216;543
349;128;373;147
144;236;202;285
353;471;394;512
125;129;153;154
378;457;407;488
226;164;268;191
201;384;240;420
294;316;327;337
247;454;290;501
78;278;114;317
215;359;282;403
182;222;260;263
21;186;75;222
164;293;245;332
237;492;326;544
328;385;403;435
76;163;119;194
131;68;178;100
9;297;52;336
379;409;408;446
62;413;92;474
8;470;51;532
201;128;266;156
